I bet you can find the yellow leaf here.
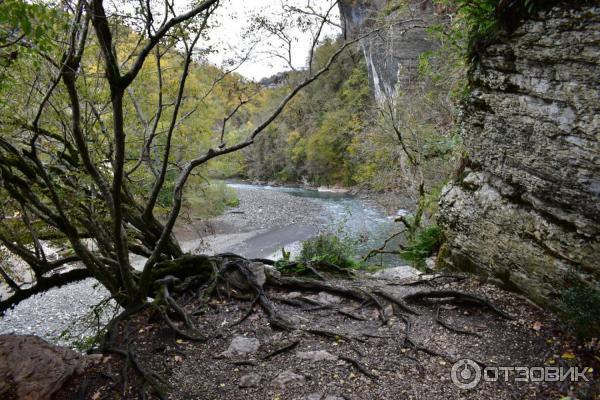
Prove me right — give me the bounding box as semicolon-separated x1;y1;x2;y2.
561;352;576;359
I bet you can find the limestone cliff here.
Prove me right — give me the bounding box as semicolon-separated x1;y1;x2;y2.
338;0;439;101
438;4;600;306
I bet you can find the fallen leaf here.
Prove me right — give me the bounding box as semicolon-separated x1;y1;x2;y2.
561;352;576;359
532;321;542;331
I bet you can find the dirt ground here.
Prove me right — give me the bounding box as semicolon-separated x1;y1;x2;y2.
56;273;599;400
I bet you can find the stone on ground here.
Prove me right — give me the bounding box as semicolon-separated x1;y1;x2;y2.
222;335;260;357
0;334;89;400
296;350;338;362
271;369;306;389
239;373;262;388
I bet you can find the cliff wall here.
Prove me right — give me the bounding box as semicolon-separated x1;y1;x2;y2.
338;0;439;101
438;5;600;306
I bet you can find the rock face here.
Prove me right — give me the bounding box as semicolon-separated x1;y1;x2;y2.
0;335;89;400
438;5;600;306
338;0;440;101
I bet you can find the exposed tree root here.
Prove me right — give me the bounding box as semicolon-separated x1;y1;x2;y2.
357;288;388;325
400;274;466;287
229;294;260;328
305;328;360;342
403;290;512;319
373;289;420;316
338;355;378;380
262;340;301;360
404;337;450;361
95;253;512;396
230;360;257;366
156;307;206;342
337;308;368;321
101;307;168;399
435;305;482;337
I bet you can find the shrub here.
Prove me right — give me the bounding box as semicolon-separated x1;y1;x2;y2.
400;225;443;270
297;233;361;270
185;180;239;218
561;285;600;340
440;0;565;60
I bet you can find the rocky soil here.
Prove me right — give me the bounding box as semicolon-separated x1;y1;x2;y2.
55;273;599;400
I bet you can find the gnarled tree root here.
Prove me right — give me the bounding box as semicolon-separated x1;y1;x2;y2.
403;290;512;319
97;253;511;396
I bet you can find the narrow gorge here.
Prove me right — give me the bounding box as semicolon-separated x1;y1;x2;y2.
341;0;600;308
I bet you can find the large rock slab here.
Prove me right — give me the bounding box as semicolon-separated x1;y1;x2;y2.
438;5;600;306
370;266;419;280
0;334;89;400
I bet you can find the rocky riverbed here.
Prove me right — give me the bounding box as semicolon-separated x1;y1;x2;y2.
176;184;329;258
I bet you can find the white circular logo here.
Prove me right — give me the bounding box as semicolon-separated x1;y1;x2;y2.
451;358;482;389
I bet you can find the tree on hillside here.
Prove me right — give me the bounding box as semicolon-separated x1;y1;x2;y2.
0;0;431;392
0;0;355;310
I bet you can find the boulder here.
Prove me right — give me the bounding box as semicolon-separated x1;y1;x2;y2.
0;334;89;400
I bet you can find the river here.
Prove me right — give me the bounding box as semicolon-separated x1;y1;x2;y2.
222;182;398;260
